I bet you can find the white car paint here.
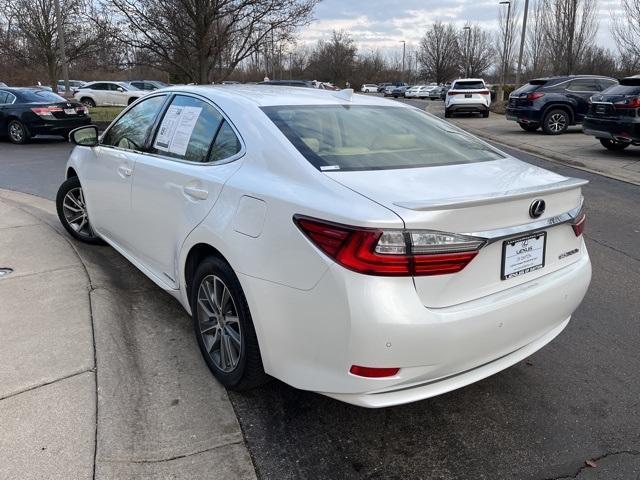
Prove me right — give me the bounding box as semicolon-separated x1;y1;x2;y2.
445;78;491;115
360;84;378;93
405;85;436;98
73;81;148;107
64;85;591;407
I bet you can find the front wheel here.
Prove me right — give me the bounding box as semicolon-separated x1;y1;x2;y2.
191;256;268;390
56;176;104;244
542;109;569;135
600;138;630;151
7;120;30;144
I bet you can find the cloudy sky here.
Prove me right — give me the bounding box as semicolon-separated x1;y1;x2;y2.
300;0;619;56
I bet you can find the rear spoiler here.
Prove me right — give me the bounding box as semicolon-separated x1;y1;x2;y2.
394;177;588;211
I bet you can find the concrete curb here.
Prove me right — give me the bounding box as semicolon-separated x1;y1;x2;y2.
0;189;256;480
449;120;640;187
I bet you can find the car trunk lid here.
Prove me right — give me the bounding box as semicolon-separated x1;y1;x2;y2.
325;158;587;308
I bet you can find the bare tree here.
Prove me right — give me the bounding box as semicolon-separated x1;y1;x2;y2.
306;30;357;85
460;25;494;78
577;46;617;76
525;0;548;77
419;22;460;84
611;0;640;72
541;0;598;75
0;0;116;89
495;0;520;84
104;0;318;84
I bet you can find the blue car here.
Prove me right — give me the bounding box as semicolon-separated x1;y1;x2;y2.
506;75;617;135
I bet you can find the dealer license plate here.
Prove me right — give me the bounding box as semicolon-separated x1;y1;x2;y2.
501;232;546;280
64;108;76;115
465;94;472;98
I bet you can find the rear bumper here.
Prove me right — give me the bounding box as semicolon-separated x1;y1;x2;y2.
240;249;591;408
583;117;640;142
27;117;91;136
447;103;489;113
505;107;542;124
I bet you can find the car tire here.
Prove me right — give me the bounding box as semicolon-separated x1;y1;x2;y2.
599;138;630;151
191;256;268;391
519;123;539;132
444;109;452;118
482;111;490;118
7;119;30;144
542;109;569;135
80;97;95;108
56;176;105;244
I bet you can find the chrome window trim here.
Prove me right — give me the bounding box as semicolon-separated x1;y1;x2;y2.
99;91;246;166
462;197;584;244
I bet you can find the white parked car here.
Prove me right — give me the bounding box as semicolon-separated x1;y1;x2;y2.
56;86;591;408
445;78;491;118
360;84;379;93
405;85;435;99
74;81;148;107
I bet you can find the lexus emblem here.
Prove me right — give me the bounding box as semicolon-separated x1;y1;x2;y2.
529;199;546;218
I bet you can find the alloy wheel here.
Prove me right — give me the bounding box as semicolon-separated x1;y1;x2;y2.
197;275;242;373
547;113;567;133
9;122;24;143
62;187;94;238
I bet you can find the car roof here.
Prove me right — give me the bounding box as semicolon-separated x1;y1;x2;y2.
160;85;414;108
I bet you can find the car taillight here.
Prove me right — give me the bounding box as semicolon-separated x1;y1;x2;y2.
294;216;485;276
572;212;586;237
479;90;490;95
350;365;400;378
526;92;545;101
447;91;459;96
75;105;88;114
614;97;640;109
30;106;63;117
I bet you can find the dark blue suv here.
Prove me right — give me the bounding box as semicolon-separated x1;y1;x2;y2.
506;76;618;135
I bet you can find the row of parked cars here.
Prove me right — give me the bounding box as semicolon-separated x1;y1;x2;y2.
360;82;448;99
506;74;640;150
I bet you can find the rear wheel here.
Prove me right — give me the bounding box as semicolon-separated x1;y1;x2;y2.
191;256;268;390
542;109;569;135
7;119;30;144
482;111;490;118
519;122;539;132
56;176;104;244
80;97;95;108
600;138;630;151
444;108;452;118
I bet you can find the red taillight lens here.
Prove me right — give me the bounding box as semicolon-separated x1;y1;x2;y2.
30;106;62;116
294;216;484;276
350;365;400;378
572;212;586;236
614;97;640;109
447;91;459;96
526;92;545;101
479;90;490;95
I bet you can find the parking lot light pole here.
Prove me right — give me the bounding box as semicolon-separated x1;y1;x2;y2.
54;0;70;95
463;26;471;78
516;0;529;86
399;40;406;82
498;0;511;102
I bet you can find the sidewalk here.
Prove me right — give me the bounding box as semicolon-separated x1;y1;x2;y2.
0;189;256;480
449;113;640;186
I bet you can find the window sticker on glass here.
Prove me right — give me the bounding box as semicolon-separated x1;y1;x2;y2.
154;105;203;156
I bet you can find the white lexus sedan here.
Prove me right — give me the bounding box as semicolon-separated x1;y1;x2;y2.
56;85;591;408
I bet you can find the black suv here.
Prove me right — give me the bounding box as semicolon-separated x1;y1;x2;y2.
583;76;640;150
506;76;618;135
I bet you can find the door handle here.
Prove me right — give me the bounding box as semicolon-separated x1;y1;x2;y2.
117;165;133;177
183;186;209;200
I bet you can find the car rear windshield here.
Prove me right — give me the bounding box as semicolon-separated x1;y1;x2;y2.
512;81;546;95
452;81;485;90
262;105;503;171
604;82;640;95
18;90;66;103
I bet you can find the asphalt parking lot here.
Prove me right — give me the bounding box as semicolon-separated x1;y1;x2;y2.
1;111;639;479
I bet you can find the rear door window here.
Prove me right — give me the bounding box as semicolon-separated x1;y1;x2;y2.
90;83;109;91
0;92;8;104
568;79;599;92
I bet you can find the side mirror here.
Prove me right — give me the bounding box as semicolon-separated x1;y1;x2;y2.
117;87;124;92
69;125;99;146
